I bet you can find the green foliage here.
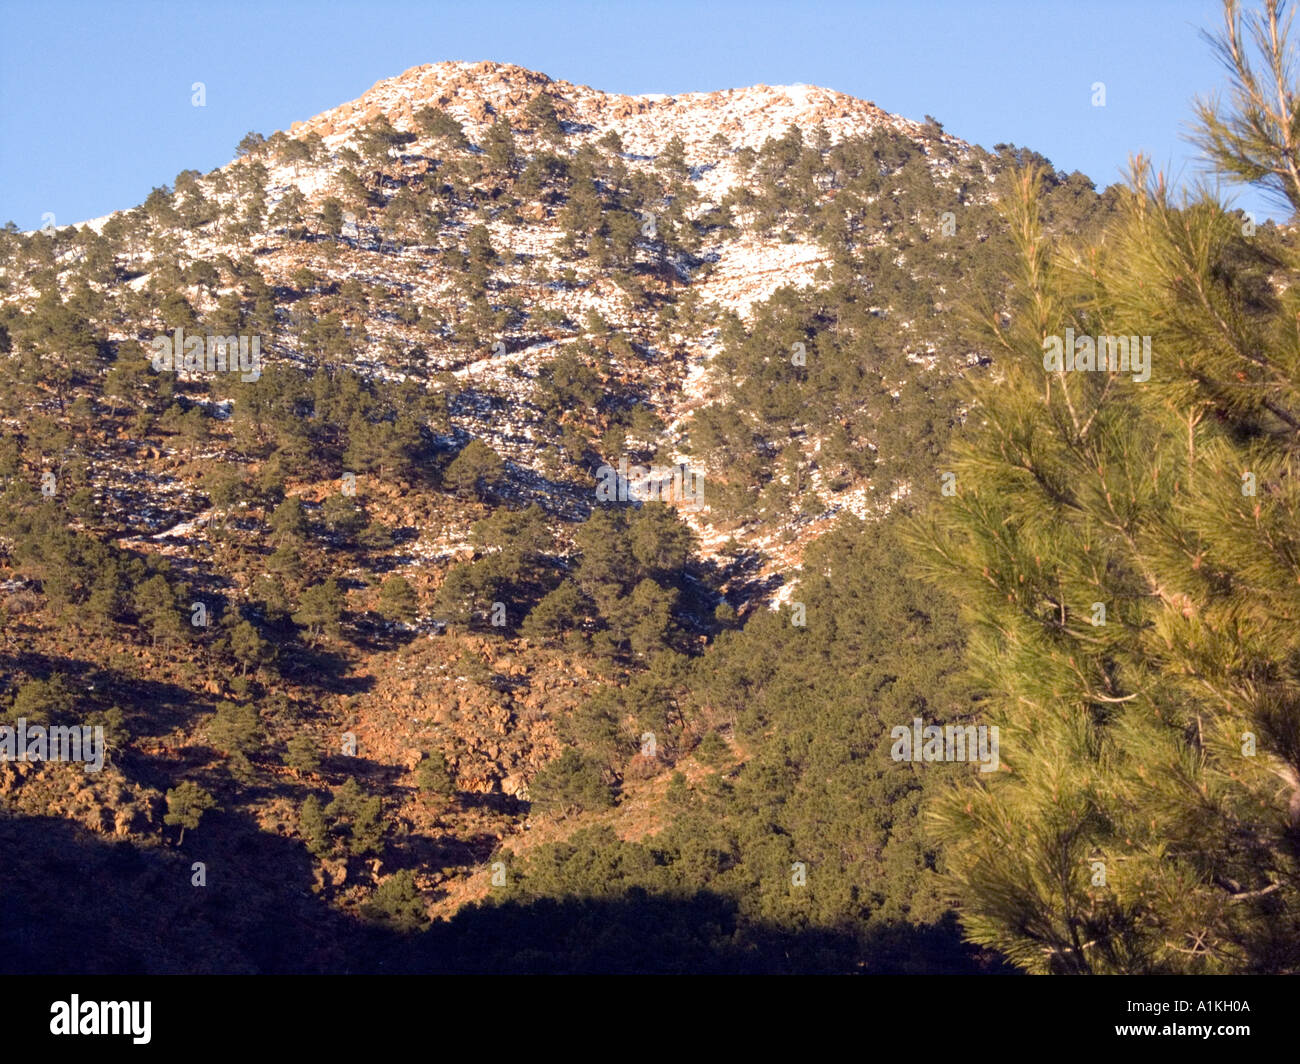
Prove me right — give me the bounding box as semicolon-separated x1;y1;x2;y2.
8;674;75;725
521;581;586;643
228;620;274;674
1192;0;1300;213
695;730;730;769
363;869;427;932
376;574;418;623
912;139;1300;969
320;493;365;538
326;777;385;857
206;700;262;757
292;579;344;644
530;748;614;815
563;688;630;768
285;733;322;776
517;517;975;962
0;24;1258;977
357;115;407;169
236;131;266;158
132;574;186;646
163;781;217;844
269;497;306;540
563;503;702;658
416;751;455;797
414;106;468;149
318;197;345;237
85;706;128;752
483;116;519;176
299;793;330;857
442;439;505;499
524;93;564;142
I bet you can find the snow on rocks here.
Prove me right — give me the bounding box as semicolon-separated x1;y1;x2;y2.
694;235;828;319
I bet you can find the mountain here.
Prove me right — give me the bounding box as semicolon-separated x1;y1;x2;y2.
289;60;945;152
0;61;1112;972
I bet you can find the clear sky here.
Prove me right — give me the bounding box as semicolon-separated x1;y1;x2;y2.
0;0;1277;230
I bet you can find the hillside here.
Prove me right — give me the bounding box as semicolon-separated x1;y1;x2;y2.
0;60;1116;972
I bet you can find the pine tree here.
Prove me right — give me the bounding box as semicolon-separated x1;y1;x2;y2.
377;574;418;623
358;115;403;174
9;674;75;725
299;793;331;856
292;578;344;645
326;777;385;857
269;187;307;239
269;496;306;541
229;619;274;675
416;751;456;798
318;197;345;238
207;700;262;759
413;106;468;150
442;439;505;499
133;574;184;646
912;7;1300;973
521;581;587;643
163;781;217;846
321;493;365;538
524;92;564;143
236;131;266;159
363;869;426;931
1192;0;1300;215
483;116;518;177
530;748;614;815
285;733;322;776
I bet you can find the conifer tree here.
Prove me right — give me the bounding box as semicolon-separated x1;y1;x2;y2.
377;574;418;623
443;438;505;499
286;734;322;777
133;574;185;646
531;748;614;815
269;496;306;541
413;106;469;150
298;793;330;856
913;4;1300;972
363;869;426;931
524;92;564;143
164;781;217;846
229;619;274;675
327;777;385;857
269;187;307;239
236;131;266;159
207;700;262;757
483;116;518;177
292;578;345;645
417;751;456;798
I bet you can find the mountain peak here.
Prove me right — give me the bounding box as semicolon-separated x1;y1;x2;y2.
286;60;962;162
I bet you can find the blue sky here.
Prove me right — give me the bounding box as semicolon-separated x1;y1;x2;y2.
0;0;1277;229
